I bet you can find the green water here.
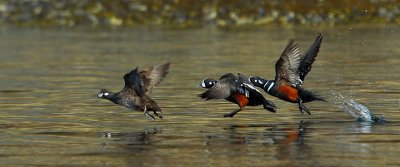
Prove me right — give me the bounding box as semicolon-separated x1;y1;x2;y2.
1;26;400;166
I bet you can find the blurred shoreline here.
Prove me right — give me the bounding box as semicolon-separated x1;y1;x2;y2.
0;0;399;28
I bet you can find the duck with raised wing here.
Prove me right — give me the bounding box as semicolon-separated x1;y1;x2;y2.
97;62;170;120
249;33;325;114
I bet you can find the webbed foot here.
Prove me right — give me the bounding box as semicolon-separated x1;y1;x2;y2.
223;109;242;118
154;110;163;119
298;100;311;115
143;106;155;120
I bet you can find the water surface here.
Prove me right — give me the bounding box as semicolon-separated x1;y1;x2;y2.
1;26;400;166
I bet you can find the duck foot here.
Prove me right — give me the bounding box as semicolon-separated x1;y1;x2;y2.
263;100;277;113
143;106;155;120
154;110;163;119
223;108;242;118
298;100;311;115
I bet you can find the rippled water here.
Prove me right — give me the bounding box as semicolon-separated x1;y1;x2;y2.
1;26;400;166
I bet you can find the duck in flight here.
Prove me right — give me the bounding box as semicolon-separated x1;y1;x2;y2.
97;62;170;120
249;33;325;114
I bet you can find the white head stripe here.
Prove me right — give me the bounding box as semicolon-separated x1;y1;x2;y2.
267;82;275;93
243;83;261;93
263;81;270;89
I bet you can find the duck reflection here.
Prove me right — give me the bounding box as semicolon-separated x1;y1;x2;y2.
100;128;161;152
205;121;306;146
203;121;309;161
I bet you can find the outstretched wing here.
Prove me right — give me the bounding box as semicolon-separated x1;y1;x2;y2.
199;73;238;100
299;33;323;81
275;39;302;86
123;67;143;97
140;62;171;95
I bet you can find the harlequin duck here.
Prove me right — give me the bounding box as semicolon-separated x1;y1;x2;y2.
249;33;325;114
97;62;170;120
198;73;276;117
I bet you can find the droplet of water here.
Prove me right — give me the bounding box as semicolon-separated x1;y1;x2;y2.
361;41;367;47
337;32;341;40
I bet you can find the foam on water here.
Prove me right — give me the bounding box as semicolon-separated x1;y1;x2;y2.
329;91;384;123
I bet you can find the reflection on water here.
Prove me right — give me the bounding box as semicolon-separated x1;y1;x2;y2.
205;121;305;146
1;26;400;166
101;128;161;152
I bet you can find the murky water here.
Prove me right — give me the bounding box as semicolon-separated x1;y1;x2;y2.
1;26;400;166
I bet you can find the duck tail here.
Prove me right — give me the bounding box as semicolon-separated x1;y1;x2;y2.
300;89;326;103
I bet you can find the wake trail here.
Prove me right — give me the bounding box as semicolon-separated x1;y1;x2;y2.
326;91;385;123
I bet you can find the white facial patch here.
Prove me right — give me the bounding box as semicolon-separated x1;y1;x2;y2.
97;93;103;97
104;92;109;96
201;81;206;88
248;77;253;83
209;81;212;85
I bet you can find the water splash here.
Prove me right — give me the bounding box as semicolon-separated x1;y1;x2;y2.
329;91;384;123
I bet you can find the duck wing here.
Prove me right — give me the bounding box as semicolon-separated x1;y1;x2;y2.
275;39;303;86
299;33;323;81
140;62;171;95
122;67;143;97
199;73;239;100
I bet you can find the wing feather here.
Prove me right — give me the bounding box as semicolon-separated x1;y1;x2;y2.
199;73;238;100
140;62;170;95
275;39;302;86
299;33;323;81
123;67;143;97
